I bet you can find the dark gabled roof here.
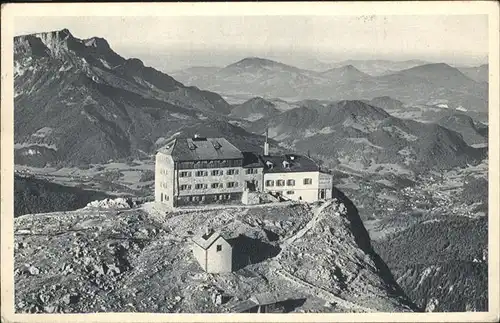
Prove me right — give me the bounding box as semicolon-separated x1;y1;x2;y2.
192;229;233;250
159;137;243;161
242;151;265;168
260;154;320;173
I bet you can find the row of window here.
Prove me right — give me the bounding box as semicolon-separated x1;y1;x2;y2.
159;169;168;175
177;194;233;202
179;169;240;177
177;159;242;169
179;182;239;191
160;182;168;188
265;178;312;187
271;190;296;195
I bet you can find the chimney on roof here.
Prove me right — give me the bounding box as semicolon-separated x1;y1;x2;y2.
203;227;213;239
264;128;270;156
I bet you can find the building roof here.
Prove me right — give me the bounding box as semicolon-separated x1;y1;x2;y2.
158;137;243;161
242;151;265;168
191;230;233;250
259;154;320;173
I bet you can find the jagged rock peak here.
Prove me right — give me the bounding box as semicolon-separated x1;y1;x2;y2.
83;36;111;50
15;28;76;58
34;28;74;44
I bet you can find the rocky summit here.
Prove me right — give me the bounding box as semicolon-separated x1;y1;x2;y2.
14;29;237;166
14;195;417;313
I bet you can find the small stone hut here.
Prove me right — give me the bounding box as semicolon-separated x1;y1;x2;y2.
192;229;233;273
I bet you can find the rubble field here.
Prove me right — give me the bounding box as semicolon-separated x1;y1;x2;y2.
14;198;415;313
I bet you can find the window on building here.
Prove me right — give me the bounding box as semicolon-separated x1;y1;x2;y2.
180;184;191;190
211;169;222;176
226;169;239;175
165;195;169;201
286;191;295;195
195;170;208;177
286;179;295;186
226;182;238;188
276;180;285;187
195;183;207;189
265;180;274;187
216;245;222;252
179;171;191;177
304;178;313;185
245;168;258;174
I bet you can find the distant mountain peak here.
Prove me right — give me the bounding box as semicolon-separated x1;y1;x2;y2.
234;57;277;65
247;96;266;102
321;64;371;79
226;57;297;71
407;62;455;71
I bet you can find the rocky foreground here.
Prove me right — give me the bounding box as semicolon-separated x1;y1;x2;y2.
14;195;417;313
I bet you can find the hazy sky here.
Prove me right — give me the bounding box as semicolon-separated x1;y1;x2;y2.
14;15;488;71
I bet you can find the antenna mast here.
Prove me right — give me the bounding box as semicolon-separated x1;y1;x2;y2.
264;126;270;156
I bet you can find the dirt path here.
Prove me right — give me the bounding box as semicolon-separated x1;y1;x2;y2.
281;200;333;248
276;269;374;313
271;199;376;313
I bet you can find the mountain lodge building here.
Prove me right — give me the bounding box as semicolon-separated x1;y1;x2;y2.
155;134;333;207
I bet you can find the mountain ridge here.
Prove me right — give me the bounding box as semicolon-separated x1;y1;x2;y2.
248;100;486;173
13;29;250;166
171;57;488;111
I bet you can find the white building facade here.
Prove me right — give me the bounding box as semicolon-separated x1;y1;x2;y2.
155;136;333;207
260;154;333;203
